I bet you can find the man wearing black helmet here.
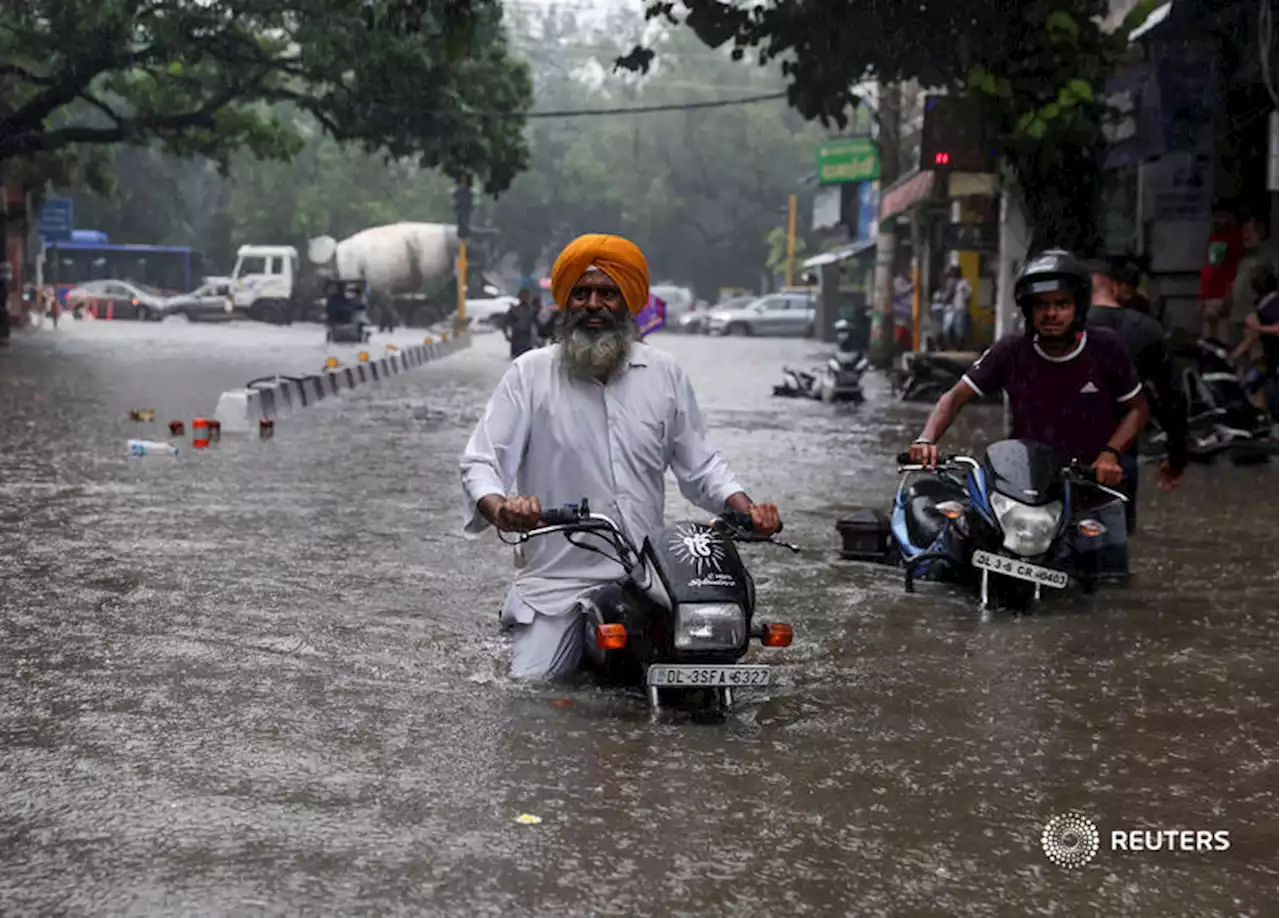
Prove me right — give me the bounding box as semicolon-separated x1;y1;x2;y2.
907;249;1150;579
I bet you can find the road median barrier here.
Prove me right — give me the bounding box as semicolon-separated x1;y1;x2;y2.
212;330;471;432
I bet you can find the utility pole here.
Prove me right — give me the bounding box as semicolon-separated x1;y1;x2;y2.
869;81;902;369
452;175;473;333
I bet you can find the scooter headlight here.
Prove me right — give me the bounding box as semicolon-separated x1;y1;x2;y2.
674;603;746;651
990;492;1062;557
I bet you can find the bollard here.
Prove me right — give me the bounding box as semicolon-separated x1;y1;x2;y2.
192;418;211;449
169;420;185;436
358;351;369;362
259;419;274;439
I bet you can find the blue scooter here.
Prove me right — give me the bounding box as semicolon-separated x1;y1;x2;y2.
837;439;1129;611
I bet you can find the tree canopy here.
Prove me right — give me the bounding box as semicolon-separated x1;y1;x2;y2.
54;6;836;296
621;0;1164;248
0;0;533;193
482;8;830;293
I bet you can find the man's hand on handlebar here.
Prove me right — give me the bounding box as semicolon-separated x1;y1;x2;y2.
1090;451;1125;487
748;502;782;536
907;440;941;468
480;494;543;532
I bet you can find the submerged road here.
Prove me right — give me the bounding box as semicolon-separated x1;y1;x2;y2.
1;320;1275;916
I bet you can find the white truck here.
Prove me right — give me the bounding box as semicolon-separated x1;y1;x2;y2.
228;222;508;327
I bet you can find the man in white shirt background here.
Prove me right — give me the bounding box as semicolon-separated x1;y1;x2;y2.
459;233;782;680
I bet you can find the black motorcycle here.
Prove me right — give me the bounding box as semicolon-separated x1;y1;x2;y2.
503;499;799;712
1163;335;1275;463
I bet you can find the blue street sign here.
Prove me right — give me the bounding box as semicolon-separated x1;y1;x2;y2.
37;197;74;243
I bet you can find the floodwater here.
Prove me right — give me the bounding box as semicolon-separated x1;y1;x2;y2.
1;320;1275;916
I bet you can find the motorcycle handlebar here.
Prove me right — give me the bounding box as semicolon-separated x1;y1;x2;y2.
1066;464;1098;483
896;451;963;466
538;507;582;526
715;510;785;539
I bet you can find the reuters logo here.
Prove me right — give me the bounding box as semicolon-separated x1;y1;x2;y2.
1041;811;1101;869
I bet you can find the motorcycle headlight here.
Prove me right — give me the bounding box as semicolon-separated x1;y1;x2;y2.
674;603;746;651
990;492;1062;557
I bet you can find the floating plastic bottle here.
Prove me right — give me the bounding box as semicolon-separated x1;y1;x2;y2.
129;439;179;458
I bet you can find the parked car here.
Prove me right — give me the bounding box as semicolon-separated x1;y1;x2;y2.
163;281;236;322
706;291;816;337
677;295;753;334
64;280;170;321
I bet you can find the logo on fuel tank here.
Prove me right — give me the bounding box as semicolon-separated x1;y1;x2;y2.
668;524;726;575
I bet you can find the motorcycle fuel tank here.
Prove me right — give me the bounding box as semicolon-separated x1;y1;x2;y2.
643;522;752;610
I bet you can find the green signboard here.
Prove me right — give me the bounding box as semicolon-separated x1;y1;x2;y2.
816;138;880;184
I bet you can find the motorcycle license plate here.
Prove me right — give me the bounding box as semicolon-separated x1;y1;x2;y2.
646;665;770;688
971;550;1069;589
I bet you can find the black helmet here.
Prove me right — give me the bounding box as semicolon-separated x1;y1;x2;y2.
1014;249;1092;335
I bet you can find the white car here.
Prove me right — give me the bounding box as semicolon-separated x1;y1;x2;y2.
706;292;816;337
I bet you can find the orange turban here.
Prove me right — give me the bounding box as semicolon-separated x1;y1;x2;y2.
550;234;650;316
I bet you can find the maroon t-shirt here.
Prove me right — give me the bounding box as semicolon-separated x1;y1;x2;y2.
961;329;1143;465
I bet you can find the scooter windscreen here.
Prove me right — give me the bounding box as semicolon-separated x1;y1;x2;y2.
982;439;1065;507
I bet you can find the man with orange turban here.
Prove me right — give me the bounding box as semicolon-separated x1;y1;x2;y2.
460;233;781;680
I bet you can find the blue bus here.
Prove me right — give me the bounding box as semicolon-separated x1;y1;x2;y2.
47;231;203;302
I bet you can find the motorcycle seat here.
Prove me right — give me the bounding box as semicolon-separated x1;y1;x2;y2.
902;476;968;550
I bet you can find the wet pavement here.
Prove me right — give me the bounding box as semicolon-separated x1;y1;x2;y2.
0;319;1275;916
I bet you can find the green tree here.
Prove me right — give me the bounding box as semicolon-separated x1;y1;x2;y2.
621;0;1164;249
489;9;828;296
0;0;533;193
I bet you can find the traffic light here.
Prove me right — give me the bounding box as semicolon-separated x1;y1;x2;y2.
452;176;473;240
919;95;998;173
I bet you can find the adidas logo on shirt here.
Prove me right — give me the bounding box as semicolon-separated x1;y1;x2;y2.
1080;381;1100;394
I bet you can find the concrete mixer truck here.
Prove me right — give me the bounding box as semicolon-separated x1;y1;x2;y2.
229;222;505;327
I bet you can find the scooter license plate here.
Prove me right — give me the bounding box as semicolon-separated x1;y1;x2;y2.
646;665;771;688
971;550;1069;589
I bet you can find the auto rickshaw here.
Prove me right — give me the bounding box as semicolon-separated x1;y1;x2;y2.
323;278;372;344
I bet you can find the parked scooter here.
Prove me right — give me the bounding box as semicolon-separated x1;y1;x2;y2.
891;350;1001;404
501;498;799;712
834;439;1129;612
1169;335;1275;463
772;320;869;403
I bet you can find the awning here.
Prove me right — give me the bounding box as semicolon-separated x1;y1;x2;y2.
879;169;936;221
802;238;876;268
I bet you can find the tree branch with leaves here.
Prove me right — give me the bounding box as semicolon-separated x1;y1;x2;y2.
619;0;1166;249
0;0;534;193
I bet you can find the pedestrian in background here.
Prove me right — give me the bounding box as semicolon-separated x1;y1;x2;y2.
0;261;12;345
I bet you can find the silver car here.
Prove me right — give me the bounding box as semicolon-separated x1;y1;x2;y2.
163;281;236;322
706;292;816;337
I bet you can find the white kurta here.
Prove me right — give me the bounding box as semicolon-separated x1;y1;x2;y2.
460;342;745;624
